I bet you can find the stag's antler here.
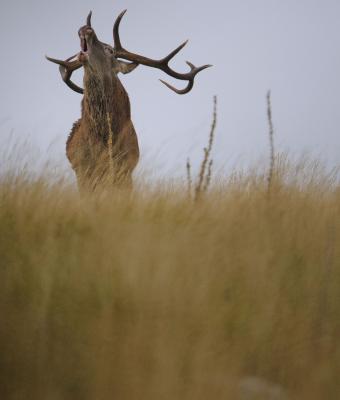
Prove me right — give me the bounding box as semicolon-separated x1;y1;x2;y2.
113;10;212;94
45;10;94;94
45;53;84;94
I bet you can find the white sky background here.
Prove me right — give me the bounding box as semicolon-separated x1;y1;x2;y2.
1;0;340;179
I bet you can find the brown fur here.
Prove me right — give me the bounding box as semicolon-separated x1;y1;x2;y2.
67;55;139;192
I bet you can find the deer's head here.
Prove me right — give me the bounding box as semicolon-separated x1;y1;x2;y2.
46;10;212;95
77;11;138;81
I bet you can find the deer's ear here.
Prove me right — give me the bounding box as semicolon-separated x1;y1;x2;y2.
113;60;139;75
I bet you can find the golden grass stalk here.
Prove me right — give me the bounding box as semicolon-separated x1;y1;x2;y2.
106;112;115;182
186;157;192;199
192;95;217;201
203;159;213;193
266;90;275;195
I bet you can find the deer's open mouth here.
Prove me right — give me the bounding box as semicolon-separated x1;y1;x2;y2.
81;37;88;52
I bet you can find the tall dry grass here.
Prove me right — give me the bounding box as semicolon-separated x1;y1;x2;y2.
0;151;339;399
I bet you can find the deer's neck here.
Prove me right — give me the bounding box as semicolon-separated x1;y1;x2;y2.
82;72;131;140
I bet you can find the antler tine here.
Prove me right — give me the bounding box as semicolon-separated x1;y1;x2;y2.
160;61;212;95
113;10;212;94
87;10;92;27
45;55;69;67
161;40;188;63
45;54;84;94
159;79;194;95
113;9;127;51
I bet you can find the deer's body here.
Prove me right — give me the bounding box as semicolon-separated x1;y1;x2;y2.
46;10;210;191
67;69;139;190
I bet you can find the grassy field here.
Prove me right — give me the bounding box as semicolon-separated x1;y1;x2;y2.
0;153;339;400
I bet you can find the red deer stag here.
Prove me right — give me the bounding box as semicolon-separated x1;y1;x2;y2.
46;10;211;191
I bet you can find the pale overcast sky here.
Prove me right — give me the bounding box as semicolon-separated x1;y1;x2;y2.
1;0;339;179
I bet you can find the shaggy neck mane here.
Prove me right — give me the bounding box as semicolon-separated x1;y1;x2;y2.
82;71;131;141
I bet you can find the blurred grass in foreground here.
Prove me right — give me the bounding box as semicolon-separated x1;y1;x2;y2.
0;155;339;400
